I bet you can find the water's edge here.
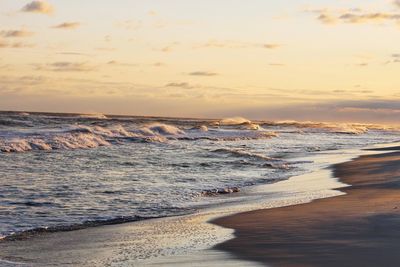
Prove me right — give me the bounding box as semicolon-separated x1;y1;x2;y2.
2;142;398;267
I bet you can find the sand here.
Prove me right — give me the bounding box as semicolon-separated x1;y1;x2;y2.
1;146;398;266
213;147;400;267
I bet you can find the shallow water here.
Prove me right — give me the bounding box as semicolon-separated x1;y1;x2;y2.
0;111;399;238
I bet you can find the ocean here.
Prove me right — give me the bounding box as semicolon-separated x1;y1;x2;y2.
0;111;399;240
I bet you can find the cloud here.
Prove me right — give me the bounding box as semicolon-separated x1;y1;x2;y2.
195;40;282;50
310;6;400;26
161;46;172;52
188;71;218;77
153;62;166;67
339;12;400;24
317;13;338;25
333;89;374;94
385;54;400;64
106;60;137;67
216;99;400;124
21;1;54;15
0;39;34;48
52;22;81;30
153;42;180;53
263;43;281;49
57;52;91;57
165;82;194;89
0;40;8;48
35;62;97;72
0;30;34;38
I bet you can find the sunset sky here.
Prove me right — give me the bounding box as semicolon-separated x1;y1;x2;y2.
1;0;399;123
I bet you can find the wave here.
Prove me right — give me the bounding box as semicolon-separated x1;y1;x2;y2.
0;123;188;153
140;123;185;136
211;148;290;169
0;133;111;153
0;118;33;127
191;125;209;132
78;113;108;119
273;121;399;135
219;117;252;126
213;148;275;161
0;215;162;242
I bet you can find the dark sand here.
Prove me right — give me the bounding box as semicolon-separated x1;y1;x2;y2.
213;148;400;267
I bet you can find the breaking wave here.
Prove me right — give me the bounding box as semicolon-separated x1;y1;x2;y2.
0;120;281;153
78;113;108;119
0;134;111;153
220;117;252;126
272;121;399;135
0;123;186;153
212;148;291;169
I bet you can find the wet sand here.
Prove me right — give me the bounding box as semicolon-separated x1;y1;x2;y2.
1;146;398;266
213;147;400;267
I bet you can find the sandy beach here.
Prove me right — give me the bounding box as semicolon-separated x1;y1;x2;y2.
2;0;400;265
1;145;398;266
213;146;400;267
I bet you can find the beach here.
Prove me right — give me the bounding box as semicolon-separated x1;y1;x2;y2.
2;0;400;265
213;146;400;267
0;145;398;266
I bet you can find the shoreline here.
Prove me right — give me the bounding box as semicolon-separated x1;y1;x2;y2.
0;143;398;266
213;146;400;267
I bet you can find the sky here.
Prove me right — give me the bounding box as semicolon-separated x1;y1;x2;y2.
0;0;399;123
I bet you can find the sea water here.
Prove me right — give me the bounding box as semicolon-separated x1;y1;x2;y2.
0;111;399;239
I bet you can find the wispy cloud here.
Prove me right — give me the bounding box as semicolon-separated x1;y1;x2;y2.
310;6;400;26
165;82;194;89
339;12;400;24
195;40;282;50
263;43;281;49
21;1;54;15
188;71;218;77
219;99;400;124
0;30;34;38
35;62;97;72
57;52;91;57
317;13;338;25
386;53;400;64
52;22;81;30
106;60;137;67
0;39;34;48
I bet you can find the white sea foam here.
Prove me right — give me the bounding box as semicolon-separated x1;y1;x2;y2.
0;123;188;152
78;113;108;119
219;117;252;126
241;123;261;130
274;120;399;135
0;117;396;154
198;125;209;132
145;123;185;136
0;133;111;152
